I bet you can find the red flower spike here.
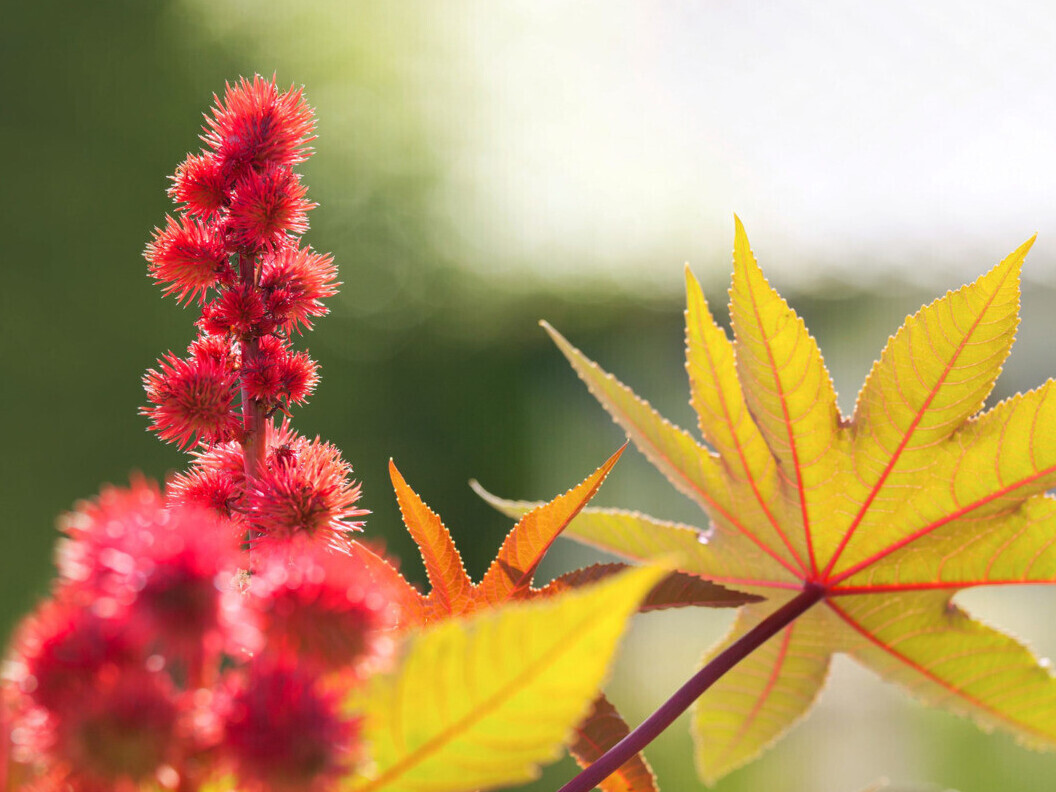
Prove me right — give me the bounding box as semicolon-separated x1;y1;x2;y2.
260;246;339;334
220;658;359;792
169;153;228;218
203;75;316;181
48;667;180;789
247;542;397;673
145;215;231;305
226;164;313;253
142;351;241;450
199;284;271;339
247;431;366;549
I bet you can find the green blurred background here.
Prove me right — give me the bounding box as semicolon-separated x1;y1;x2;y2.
4;2;1056;790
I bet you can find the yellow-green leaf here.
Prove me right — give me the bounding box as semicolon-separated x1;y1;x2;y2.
488;221;1056;783
470;482;789;596
829;591;1056;747
827;238;1032;578
692;598;833;784
349;565;665;792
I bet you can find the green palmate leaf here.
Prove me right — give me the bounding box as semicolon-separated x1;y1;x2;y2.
349;564;665;792
484;219;1056;783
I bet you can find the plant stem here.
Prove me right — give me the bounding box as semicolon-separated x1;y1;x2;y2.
238;253;267;546
556;582;826;792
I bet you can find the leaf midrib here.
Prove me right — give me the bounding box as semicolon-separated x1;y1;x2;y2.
824;262;1015;579
827;599;1055;743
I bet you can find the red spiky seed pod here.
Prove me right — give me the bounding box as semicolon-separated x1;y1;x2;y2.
142;351;241;450
276;348;318;405
247;542;396;673
188;333;240;370
118;508;244;663
242;336;318;407
53;482;245;665
8;599;138;715
199;284;272;338
167;441;247;523
145;215;232;305
247;433;366;549
165;420;300;525
169;152;228;218
48;667;180;789
260;246;339;334
55;478;166;589
203;75;316;182
220;658;359;792
226;164;313;253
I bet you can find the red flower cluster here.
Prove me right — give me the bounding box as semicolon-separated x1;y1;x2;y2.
141;75;354;551
4;481;397;791
1;77;400;791
169;419;366;550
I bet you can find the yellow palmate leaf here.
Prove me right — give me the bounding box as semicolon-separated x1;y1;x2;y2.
482;221;1056;784
349;565;665;792
728;216;846;574
470;483;788;596
692;598;832;783
830;591;1056;747
826;237;1033;578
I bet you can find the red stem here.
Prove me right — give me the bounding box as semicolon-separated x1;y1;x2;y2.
556;583;826;792
238;253;267;543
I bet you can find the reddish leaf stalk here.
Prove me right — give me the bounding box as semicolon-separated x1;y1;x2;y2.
556;583;826;792
238;252;268;486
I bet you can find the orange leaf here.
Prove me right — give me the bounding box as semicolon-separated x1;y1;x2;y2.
478;444;626;603
391;445;630;622
389;459;473;621
345;539;426;627
569;694;658;792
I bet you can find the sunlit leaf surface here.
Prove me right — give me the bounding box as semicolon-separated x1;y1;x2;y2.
349;565;664;792
483;220;1056;783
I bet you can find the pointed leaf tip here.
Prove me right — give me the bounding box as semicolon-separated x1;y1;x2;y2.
481;445;628;601
389;458;472;619
733;213;748;241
